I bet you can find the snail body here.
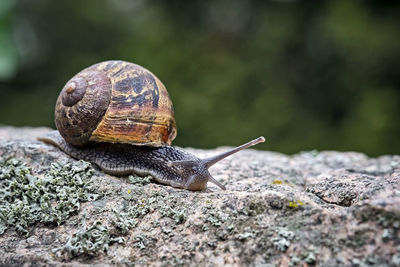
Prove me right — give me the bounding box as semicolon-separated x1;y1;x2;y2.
39;60;264;191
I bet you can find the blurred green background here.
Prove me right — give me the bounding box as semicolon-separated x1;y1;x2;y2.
0;0;399;156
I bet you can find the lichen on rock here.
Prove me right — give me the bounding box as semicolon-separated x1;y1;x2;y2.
0;126;399;266
53;218;124;259
0;157;100;236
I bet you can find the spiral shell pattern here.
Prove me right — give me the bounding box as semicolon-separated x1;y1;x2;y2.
55;60;177;147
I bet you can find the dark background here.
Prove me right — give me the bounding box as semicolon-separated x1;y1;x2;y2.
0;0;399;156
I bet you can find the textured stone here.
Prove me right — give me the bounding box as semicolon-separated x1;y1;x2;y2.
0;126;399;266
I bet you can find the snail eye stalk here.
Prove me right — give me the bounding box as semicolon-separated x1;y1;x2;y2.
202;136;265;168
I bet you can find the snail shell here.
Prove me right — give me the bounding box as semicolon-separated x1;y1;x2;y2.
55;60;177;147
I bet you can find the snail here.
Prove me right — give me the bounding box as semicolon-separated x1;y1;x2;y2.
38;60;265;191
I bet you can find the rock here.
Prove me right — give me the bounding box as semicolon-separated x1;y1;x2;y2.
0;126;399;266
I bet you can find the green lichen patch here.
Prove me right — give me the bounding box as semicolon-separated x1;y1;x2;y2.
111;208;138;235
241;201;267;216
112;193;188;236
272;228;295;252
111;198;153;234
127;175;152;186
53;219;124;258
236;227;256;241
202;206;228;229
0;157;100;236
133;233;154;249
54;197;160;260
271;179;293;187
159;206;187;224
288;200;305;209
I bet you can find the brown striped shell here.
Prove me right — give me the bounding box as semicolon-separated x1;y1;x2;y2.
55;60;177;147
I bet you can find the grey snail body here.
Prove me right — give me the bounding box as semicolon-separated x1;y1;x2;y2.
38;60;265;191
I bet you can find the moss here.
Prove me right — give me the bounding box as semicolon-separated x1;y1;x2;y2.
0;157;100;236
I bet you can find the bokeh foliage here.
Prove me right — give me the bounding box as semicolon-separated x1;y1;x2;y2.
0;0;399;156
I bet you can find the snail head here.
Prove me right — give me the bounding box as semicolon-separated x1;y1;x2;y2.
168;136;265;190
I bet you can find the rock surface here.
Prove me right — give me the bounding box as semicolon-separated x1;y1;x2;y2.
0;126;399;266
